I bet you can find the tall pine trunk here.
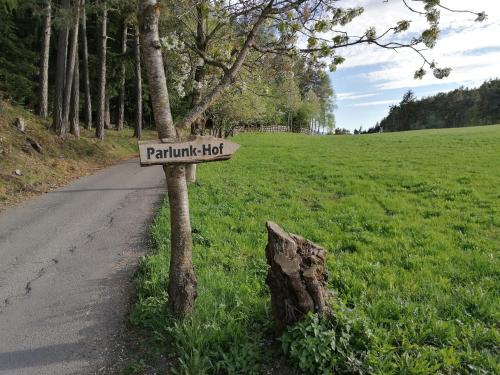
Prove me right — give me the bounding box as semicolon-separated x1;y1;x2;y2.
117;20;127;131
104;95;111;129
80;0;92;129
70;53;80;138
37;0;51;118
95;0;107;140
133;24;142;139
140;0;197;317
52;0;70;135
62;0;80;131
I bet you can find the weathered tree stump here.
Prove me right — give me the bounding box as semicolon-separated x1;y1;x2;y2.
26;137;43;154
265;221;331;334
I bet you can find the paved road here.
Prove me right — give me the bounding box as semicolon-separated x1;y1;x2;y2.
0;158;165;374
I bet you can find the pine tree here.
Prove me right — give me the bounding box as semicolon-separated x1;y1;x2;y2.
80;0;92;129
37;0;51;118
95;0;107;140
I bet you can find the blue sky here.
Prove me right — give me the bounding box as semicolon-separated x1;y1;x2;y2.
328;0;500;131
331;64;476;131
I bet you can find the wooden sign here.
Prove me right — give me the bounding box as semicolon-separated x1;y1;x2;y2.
138;136;240;166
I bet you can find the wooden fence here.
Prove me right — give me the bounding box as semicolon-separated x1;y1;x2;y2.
232;125;312;136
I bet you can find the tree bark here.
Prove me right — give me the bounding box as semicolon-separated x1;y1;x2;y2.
140;0;197;317
133;24;142;139
184;161;196;183
62;0;80;132
139;1;174;140
52;0;70;135
95;0;107;140
37;0;51;118
70;52;80;138
164;164;197;316
104;95;111;129
265;221;331;334
117;20;127;131
185;2;208;183
80;0;92;129
190;2;207;113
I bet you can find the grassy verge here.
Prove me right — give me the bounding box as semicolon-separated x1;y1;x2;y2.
131;126;500;374
0;101;155;210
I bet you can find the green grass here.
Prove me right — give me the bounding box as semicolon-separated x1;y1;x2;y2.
131;126;500;374
0;100;155;209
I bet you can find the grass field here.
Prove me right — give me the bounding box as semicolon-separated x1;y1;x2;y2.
131;126;500;374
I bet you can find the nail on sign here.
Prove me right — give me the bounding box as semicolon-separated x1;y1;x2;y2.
138;136;240;166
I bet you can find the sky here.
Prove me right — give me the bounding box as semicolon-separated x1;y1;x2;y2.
328;0;500;131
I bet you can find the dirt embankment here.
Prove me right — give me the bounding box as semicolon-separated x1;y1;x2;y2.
0;100;155;210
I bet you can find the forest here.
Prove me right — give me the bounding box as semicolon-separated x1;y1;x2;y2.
370;79;500;133
1;1;497;374
0;0;335;139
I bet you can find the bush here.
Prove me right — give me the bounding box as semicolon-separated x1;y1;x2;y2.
280;303;373;375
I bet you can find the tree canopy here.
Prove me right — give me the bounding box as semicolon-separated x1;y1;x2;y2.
0;0;486;136
149;0;485;135
373;79;500;133
0;0;338;135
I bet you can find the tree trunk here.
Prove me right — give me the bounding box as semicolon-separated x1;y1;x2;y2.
117;20;127;131
185;163;196;183
95;0;107;140
37;0;51;118
265;221;331;334
133;24;142;139
140;0;197;317
104;95;111;129
62;0;80;132
185;3;208;183
70;52;80;138
165;164;197;315
52;0;70;135
80;0;92;129
186;51;206;188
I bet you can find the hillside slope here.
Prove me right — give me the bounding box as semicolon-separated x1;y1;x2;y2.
0;101;153;210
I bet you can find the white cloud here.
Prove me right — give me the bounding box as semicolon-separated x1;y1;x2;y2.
337;92;378;100
369;52;500;90
351;99;400;107
333;0;500;91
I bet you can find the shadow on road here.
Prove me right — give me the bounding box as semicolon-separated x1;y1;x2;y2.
0;268;148;374
0;343;87;372
48;186;164;193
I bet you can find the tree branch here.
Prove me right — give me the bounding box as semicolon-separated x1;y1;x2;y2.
176;0;275;132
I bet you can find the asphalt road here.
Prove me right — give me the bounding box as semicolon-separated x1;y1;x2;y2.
0;158;165;374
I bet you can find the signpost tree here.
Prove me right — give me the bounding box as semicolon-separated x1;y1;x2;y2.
139;0;485;317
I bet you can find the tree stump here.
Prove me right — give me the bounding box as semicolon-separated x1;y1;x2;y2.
26;137;43;154
265;221;331;334
14;117;26;132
